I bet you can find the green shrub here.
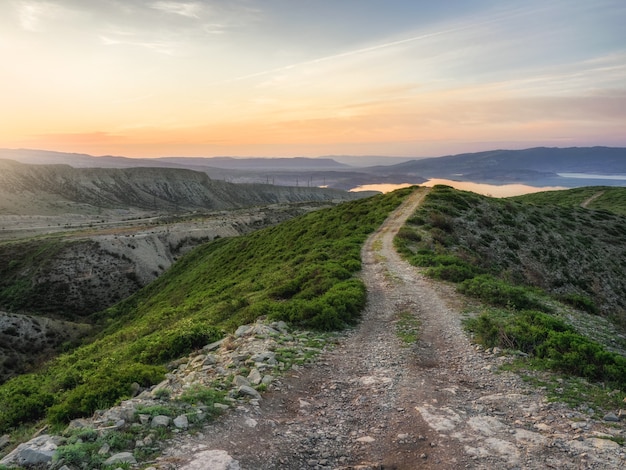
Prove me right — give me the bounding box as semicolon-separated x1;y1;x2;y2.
138;323;222;364
559;293;598;314
396;227;422;242
178;385;225;409
54;442;103;468
0;374;54;431
536;332;626;383
458;275;544;310
47;364;164;424
466;309;626;387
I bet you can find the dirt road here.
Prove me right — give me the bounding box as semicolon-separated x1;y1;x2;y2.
160;188;624;469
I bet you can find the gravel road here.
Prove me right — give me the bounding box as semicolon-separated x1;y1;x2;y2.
160;188;625;470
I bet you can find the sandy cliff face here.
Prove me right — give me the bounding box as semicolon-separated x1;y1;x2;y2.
0;159;363;216
0;204;319;319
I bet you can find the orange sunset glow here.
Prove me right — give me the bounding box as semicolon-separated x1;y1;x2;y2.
1;1;625;158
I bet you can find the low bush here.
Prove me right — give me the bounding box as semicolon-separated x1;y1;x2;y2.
137;323;222;364
396;226;422;242
458;275;545;311
559;293;598;314
0;374;54;431
466;309;626;387
47;363;165;424
178;385;225;410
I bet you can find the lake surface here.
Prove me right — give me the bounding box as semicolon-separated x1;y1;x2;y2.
558;173;626;181
350;180;567;197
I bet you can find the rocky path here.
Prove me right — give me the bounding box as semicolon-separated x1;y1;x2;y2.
160;188;625;469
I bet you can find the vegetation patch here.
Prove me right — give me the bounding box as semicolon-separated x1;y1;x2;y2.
465;309;626;385
396;185;626;322
396;311;420;345
0;188;412;434
511;186;626;216
514;370;626;416
396;184;626;406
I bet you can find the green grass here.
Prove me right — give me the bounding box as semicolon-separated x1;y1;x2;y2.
396;185;626;321
465;309;626;385
511;186;626;216
513;369;626;415
396;311;420;345
0;188;412;434
396;184;626;405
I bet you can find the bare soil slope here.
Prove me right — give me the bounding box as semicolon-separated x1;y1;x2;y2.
157;189;624;469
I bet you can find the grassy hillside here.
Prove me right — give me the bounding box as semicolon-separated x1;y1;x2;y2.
397;185;626;319
395;185;626;397
0;188;411;433
511;186;626;215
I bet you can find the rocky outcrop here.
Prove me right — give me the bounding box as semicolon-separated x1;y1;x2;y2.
0;435;62;468
0;318;334;469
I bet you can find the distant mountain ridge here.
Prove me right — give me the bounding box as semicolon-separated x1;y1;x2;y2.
383;147;626;181
0;149;349;171
0;159;364;216
1;146;625;189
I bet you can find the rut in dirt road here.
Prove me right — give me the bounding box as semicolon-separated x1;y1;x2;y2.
161;188;625;470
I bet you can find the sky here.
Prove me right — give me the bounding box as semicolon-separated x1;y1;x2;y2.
1;0;625;158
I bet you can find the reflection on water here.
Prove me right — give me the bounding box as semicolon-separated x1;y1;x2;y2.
350;179;567;197
349;183;415;193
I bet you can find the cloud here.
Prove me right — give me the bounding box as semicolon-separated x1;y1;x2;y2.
99;32;179;55
15;0;63;32
151;1;203;19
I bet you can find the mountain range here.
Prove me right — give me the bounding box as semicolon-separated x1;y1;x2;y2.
1;146;625;189
0;159;365;216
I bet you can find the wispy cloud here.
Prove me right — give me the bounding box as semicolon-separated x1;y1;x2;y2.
218;3;555;86
15;0;62;32
99;31;179;55
151;1;203;19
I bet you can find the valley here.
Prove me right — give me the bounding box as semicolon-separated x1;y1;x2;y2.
0;148;625;469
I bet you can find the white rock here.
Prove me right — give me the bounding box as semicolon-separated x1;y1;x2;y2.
151;415;171;427
247;368;262;385
103;452;137;466
180;449;240;470
174;414;189;429
237;385;262;400
0;434;60;468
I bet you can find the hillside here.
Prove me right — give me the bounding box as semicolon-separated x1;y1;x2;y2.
6;146;626;191
2;187;625;469
380;147;626;185
0;189;411;433
395;185;626;322
0;149;424;191
0;204;321;321
0;149;350;170
0;159;364;216
511;186;626;216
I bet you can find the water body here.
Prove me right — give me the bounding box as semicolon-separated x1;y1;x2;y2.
350;180;567;197
558;173;626;181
